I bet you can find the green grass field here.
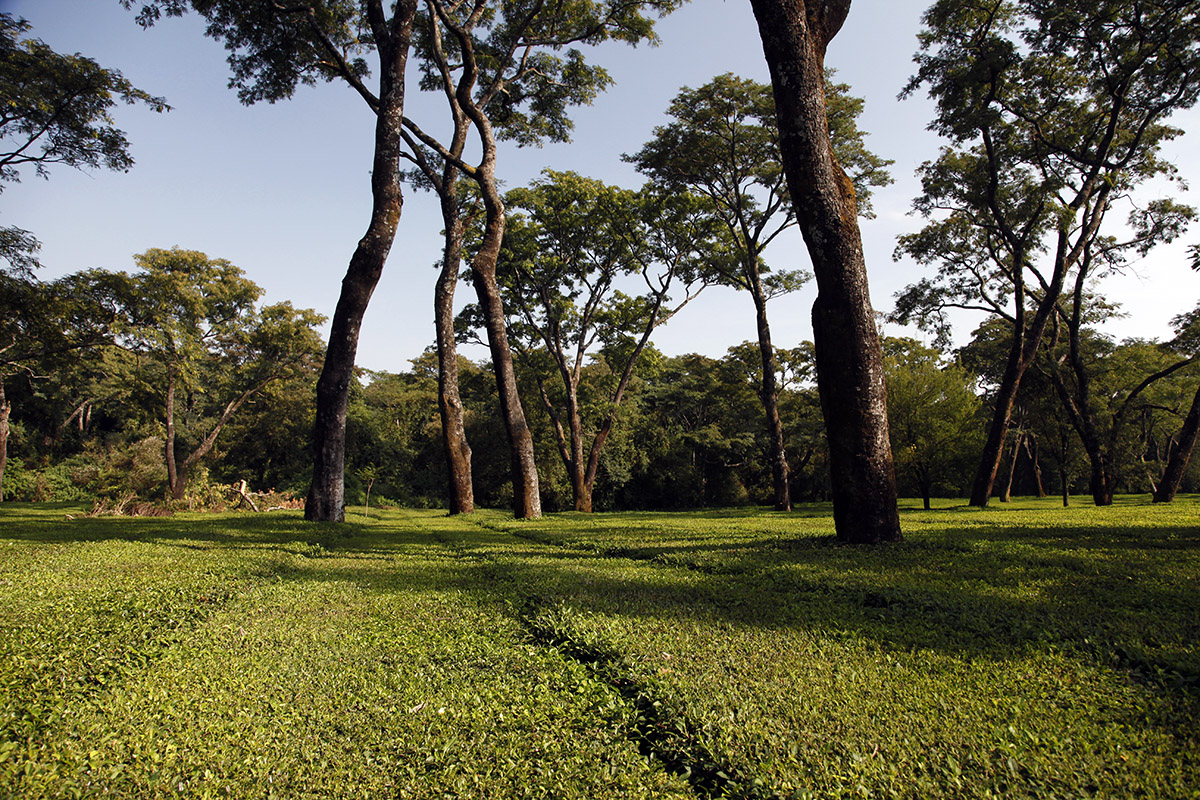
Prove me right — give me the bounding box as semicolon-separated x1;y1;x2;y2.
2;498;1197;798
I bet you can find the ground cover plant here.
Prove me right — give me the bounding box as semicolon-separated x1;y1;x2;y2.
1;498;1197;798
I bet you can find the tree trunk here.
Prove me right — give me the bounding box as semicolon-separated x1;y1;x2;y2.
1026;435;1046;498
306;3;417;522
0;377;9;503
1000;432;1020;502
1060;465;1070;507
165;366;180;499
749;274;791;511
470;201;541;519
435;186;474;515
1155;383;1200;503
748;0;899;543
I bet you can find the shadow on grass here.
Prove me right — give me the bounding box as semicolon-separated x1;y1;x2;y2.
4;501;1198;711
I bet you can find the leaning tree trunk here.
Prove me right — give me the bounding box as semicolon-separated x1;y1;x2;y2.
307;4;417;522
749;273;791;512
435;185;475;515
1155;383;1200;503
748;0;899;543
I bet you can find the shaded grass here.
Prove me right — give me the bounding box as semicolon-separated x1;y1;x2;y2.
1;498;1198;798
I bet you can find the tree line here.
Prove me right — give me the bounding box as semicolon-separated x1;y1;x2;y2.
3;0;1199;541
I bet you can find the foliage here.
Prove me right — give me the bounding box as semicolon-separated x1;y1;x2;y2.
0;12;168;272
2;500;1198;797
884;337;981;506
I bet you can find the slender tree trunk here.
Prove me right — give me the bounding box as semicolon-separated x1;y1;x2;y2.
307;3;417;522
1000;432;1020;502
1155;384;1200;503
1026;435;1046;498
1060;465;1070;507
0;377;9;503
435;188;474;514
749;275;791;511
470;200;541;519
165;366;179;498
172;389;259;501
748;0;899;543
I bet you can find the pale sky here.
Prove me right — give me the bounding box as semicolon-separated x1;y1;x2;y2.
6;0;1200;372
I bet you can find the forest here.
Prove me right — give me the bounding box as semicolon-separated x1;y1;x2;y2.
2;0;1200;528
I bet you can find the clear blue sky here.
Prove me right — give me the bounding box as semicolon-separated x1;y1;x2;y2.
5;0;1199;371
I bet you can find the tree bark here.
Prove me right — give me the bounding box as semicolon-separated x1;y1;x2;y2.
748;0;899;543
434;185;475;515
1154;384;1200;503
306;2;417;522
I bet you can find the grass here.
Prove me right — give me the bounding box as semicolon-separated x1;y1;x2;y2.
1;497;1197;798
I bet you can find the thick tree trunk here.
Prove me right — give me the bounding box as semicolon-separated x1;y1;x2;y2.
749;276;791;511
748;0;899;543
0;378;9;503
306;3;416;522
435;190;474;514
1155;384;1200;503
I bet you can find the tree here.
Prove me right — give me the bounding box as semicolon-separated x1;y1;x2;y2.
397;0;681;519
745;0;900;542
0;270;125;501
125;0;420;521
628;72;890;512
472;170;712;512
883;338;980;509
0;12;168;274
119;248;324;500
894;0;1200;507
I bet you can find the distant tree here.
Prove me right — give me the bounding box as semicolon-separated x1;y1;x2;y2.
469;171;714;512
119;248;325;500
629;72;890;512
125;0;420;521
894;0;1200;507
883;338;980;509
0;269;125;501
398;0;682;519
745;0;900;542
0;12;168;274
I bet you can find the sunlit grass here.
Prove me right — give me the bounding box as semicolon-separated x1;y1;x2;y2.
1;498;1196;798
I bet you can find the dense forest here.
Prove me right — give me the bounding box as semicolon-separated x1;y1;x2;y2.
2;0;1199;521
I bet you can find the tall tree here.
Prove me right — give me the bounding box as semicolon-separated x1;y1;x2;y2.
628;72;890;512
398;0;681;518
470;171;713;512
0;12;168;275
745;0;900;542
894;0;1200;507
125;0;420;521
119;248;325;500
